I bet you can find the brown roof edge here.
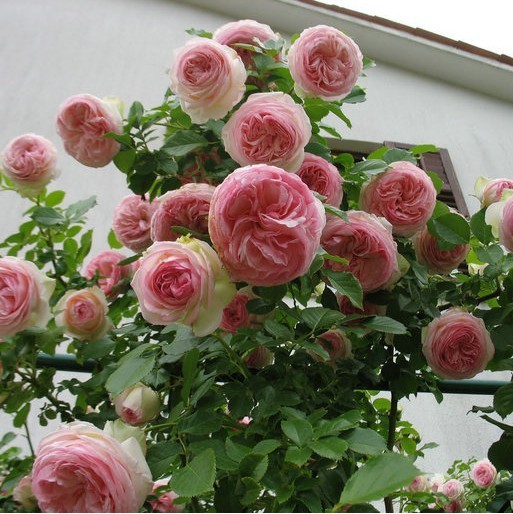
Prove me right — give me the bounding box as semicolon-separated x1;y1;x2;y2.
296;0;513;67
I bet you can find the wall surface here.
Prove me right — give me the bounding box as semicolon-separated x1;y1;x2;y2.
1;0;512;484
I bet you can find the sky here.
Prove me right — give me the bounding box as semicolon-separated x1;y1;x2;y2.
317;0;513;57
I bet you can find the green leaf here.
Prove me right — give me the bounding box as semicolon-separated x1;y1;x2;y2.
427;212;470;247
338;453;420;505
323;269;363;310
264;319;292;340
284;446;312;466
31;206;65;226
169;449;216;497
66;196;97;223
475;244;504;264
301;307;345;331
489;435;513;471
494;383;513;418
178;411;222;435
108;228;123;249
45;190;65;207
344;428;387;455
308;437;348;460
239;453;268;481
382;148;416;165
163;130;209;157
146;441;182;478
13;403;30;428
281;419;313;446
352;159;388;176
240;477;262;507
105;353;156;396
363;316;407;334
427;172;444;194
410;144;439;154
181;348;200;404
114;149;136;173
470;209;495;244
253;439;281;455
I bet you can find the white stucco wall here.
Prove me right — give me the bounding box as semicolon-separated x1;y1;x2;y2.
1;0;512;484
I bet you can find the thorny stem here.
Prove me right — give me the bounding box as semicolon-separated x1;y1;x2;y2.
438;287;502;311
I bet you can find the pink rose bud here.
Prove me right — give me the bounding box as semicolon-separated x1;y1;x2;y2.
244;346;274;369
220;286;268;333
1;133;60;196
31;422;152;513
55;286;112;341
444;500;463;513
131;238;235;336
360;161;437;237
429;473;445;493
288;25;363;101
213;19;279;67
56;94;123;168
441;479;464;500
297;153;344;207
151;479;184;513
422;308;495;380
413;224;470;275
150;183;215;242
13;475;37;510
113;382;161;426
112;194;157;253
406;475;429;493
470;459;497;488
313;329;352;363
499;195;513;252
209;164;325;286
82;250;132;300
0;257;55;339
221;92;311;172
321;211;399;293
169;38;246;124
475;176;513;207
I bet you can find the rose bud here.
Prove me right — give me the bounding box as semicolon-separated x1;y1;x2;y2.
150;478;184;513
475;176;513;207
13;475;37;510
244;346;274;369
312;329;352;363
112;383;161;426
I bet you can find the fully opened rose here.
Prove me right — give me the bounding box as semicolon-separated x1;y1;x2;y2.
31;422;152;513
288;25;363;101
208;164;326;286
470;459;497;488
131;238;235;336
221;92;311;172
422;309;494;379
169;38;246;124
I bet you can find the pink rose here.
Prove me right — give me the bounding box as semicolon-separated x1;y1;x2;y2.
244;346;274;369
213;19;279;67
113;383;161;426
112;194;157;253
221;92;312;172
499;195;513;252
297;153;344;207
406;475;429;493
220;286;267;333
82;250;131;300
413;225;470;274
360;161;437;237
313;329;352;362
151;479;183;513
429;473;445;493
288;25;363;101
476;177;513;207
151;183;216;242
441;479;464;500
321;211;399;293
0;257;55;339
131;238;235;336
1;133;59;196
13;475;36;510
169;38;246;124
470;459;497;488
55;287;113;341
56;94;123;168
208;164;325;286
422;308;495;379
31;422;152;513
444;500;463;513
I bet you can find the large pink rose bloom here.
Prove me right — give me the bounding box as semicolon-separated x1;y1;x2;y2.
112;194;157;253
213;19;279;67
131;238;235;336
56;94;123;168
151;183;216;242
499;195;513;252
470;459;497;488
422;309;495;379
169;38;246;124
413;225;470;274
82;251;131;300
221;92;312;172
297;153;344;207
321;211;399;293
31;422;152;513
0;257;55;339
1;133;59;196
208;164;325;286
360;161;437;237
288;25;363;101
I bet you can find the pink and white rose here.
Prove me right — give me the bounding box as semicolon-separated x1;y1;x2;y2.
131;238;235;336
470;459;497;488
297;153;344;207
151;183;215;242
220;286;267;333
221;92;311;172
55;286;112;341
31;422;152;513
313;329;352;362
169;38;246;124
288;25;363;101
82;250;132;300
208;164;325;286
499;194;513;252
444;500;463;513
0;257;55;339
56;94;123;168
13;475;36;510
441;479;464;500
112;194;157;253
1;133;59;196
113;383;161;426
406;475;429;493
151;479;183;513
475;176;513;207
422;308;495;379
321;211;399;293
360;161;437;237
